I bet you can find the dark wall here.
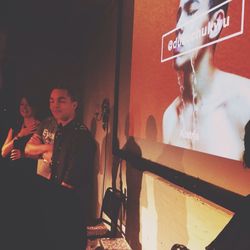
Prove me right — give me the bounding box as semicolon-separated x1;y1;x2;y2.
0;0;111;146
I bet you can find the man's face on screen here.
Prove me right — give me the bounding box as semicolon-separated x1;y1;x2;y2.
174;0;210;69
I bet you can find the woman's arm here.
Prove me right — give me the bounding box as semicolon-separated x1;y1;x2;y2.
1;123;40;158
1;128;16;158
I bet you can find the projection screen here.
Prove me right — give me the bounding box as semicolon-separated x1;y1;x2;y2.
126;0;250;161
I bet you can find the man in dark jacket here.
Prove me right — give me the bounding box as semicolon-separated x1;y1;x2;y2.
25;83;96;250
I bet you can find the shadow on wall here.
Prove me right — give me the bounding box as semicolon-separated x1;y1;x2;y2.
100;103;113;191
145;115;157;141
112;114;143;250
90;102;115;223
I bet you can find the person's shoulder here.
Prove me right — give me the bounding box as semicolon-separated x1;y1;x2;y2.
218;71;250;125
73;121;96;148
73;121;89;132
73;121;93;138
219;71;250;89
11;119;22;132
36;116;56;132
40;116;56;125
216;71;250;105
162;97;181;137
163;97;181;121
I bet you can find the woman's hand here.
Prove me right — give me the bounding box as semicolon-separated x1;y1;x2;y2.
18;121;39;137
10;149;22;161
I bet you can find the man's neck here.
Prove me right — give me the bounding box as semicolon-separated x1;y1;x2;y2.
183;51;216;104
56;115;75;127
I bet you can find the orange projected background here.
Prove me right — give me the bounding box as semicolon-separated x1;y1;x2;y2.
129;0;250;157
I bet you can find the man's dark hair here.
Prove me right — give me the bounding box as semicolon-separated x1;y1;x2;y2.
50;82;80;103
209;0;229;16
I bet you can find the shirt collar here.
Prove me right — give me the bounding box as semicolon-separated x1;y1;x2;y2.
58;119;77;131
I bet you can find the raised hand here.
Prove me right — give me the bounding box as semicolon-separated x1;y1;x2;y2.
18;121;39;137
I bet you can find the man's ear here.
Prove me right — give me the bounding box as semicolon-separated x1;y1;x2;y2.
73;101;78;110
208;9;225;39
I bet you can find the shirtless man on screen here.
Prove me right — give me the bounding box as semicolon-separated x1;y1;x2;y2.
162;0;250;160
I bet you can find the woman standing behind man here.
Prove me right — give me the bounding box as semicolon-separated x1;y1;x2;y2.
1;95;40;160
1;94;41;249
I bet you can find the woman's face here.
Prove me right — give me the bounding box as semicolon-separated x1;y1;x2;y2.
19;97;34;118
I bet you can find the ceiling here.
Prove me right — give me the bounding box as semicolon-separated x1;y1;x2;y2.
0;0;113;57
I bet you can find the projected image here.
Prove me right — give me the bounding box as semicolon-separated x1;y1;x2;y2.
162;0;250;159
130;0;250;160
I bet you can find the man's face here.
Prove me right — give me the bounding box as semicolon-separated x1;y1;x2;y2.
174;0;210;69
49;89;77;123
